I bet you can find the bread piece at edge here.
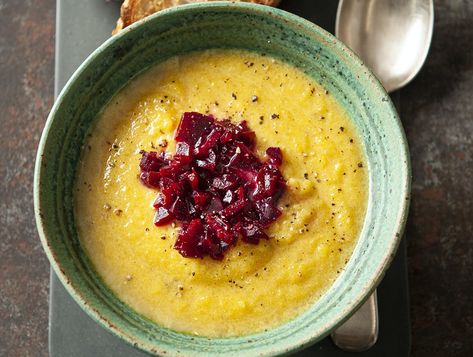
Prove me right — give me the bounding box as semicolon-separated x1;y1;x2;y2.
112;0;282;35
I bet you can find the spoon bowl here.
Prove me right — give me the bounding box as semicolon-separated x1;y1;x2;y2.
336;0;434;92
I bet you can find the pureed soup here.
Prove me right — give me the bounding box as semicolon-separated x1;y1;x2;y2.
74;50;367;337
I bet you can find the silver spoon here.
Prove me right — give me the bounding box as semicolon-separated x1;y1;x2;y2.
336;0;434;93
331;0;433;351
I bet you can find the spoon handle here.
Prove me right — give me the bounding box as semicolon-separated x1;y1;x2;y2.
332;0;382;351
330;290;379;351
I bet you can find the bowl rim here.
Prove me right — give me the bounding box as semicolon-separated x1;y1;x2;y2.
34;2;411;356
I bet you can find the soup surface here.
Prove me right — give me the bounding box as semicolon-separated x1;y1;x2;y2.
75;50;367;337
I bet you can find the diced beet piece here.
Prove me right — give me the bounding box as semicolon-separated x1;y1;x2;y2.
174;219;204;258
221;199;246;218
175;112;214;147
175;142;191;158
196;149;217;171
219;130;234;144
158;177;173;191
235;121;256;148
211;174;239;191
169;156;192;175
158;165;177;180
139;112;286;259
196;170;213;190
221;187;246;218
227;143;261;171
158;187;175;208
253;164;285;200
205;214;236;245
237;220;268;244
153;193;169;209
181;168;199;190
157;181;187;210
205;196;223;213
169;197;194;221
231;167;257;184
163;181;187;200
140;171;161;188
254;197;282;227
140;151;166;172
154;206;174;226
195;126;223;157
192;191;211;209
190;168;200;189
218;119;238;133
266;147;283;166
198;228;224;259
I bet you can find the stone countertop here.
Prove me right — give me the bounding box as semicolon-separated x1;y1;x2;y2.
0;0;472;356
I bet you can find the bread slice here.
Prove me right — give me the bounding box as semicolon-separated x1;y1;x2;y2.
112;0;281;34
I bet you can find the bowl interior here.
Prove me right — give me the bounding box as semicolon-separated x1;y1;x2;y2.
35;3;410;356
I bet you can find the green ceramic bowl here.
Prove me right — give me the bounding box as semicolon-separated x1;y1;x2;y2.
34;2;410;356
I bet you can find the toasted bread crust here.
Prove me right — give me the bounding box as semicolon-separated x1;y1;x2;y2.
112;0;281;34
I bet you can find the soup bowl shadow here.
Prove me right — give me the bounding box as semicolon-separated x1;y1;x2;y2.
34;2;410;356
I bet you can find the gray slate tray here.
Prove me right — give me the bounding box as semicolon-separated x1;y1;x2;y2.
50;0;411;355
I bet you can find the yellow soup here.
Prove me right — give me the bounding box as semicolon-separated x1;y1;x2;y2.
75;50;367;337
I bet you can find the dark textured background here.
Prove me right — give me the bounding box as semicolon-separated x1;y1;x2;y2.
0;0;472;356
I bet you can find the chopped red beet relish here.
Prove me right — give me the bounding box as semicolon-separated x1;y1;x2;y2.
139;112;286;259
